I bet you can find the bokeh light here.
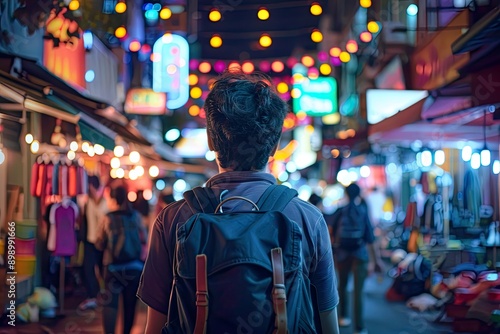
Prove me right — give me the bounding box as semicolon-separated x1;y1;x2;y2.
115;26;127;39
129;40;141;52
339;51;351;62
257;8;270;20
301;55;315;67
189;74;198;86
360;31;373;42
360;0;372;8
210;35;222;48
242;62;255;73
346;39;358;53
311;29;323;43
209;9;221;22
277;82;288;94
319;63;332;75
271;61;284;72
367;21;380;33
198;62;211;73
189;105;201;116
190;87;202;99
259;34;272;47
160;7;172;19
115;1;126;13
68;0;79;11
329;47;341;57
310;3;322;15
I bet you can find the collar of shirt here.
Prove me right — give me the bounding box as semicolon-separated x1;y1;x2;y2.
205;171;276;188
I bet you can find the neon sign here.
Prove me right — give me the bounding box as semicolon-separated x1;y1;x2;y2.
152;33;189;110
292;77;338;117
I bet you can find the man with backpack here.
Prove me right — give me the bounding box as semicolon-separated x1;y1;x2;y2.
137;69;340;334
330;183;385;334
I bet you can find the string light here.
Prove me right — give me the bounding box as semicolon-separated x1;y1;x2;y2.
199;62;211;73
25;133;34;144
301;55;314;67
329;47;341;57
310;3;322;15
129;40;141;52
257;8;270;20
339;51;351;63
271;61;284;72
367;21;380;33
360;31;373;43
210;35;222;48
160;7;172;20
346;40;358;53
68;0;79;11
319;63;332;75
311;29;323;43
242;62;255;73
360;0;372;8
209;9;221;22
115;1;127;13
189;74;198;86
259;34;272;47
190;87;202;99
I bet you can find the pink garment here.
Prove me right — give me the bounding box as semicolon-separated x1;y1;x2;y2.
49;200;78;256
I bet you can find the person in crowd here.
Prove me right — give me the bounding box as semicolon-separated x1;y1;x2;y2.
331;183;385;334
133;190;152;230
78;175;107;311
137;69;340;334
96;185;146;334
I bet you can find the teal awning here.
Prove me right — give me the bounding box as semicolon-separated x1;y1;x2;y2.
78;120;115;151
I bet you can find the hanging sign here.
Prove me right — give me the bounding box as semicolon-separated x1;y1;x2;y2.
124;88;168;115
292;77;338;117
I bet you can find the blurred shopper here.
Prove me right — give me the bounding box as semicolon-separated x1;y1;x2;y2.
78;175;107;311
138;70;339;334
96;186;146;334
331;183;384;334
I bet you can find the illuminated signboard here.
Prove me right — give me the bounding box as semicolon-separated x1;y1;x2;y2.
43;8;86;89
366;89;429;124
152;33;189;110
292;77;338;117
124;88;168;115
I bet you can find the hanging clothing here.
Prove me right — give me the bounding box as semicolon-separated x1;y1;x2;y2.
48;199;79;257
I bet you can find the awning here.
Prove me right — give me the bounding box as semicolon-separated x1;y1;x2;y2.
452;6;500;54
78;120;116;151
368;98;426;138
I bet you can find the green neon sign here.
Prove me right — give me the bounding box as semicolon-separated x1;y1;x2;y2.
292;77;338;117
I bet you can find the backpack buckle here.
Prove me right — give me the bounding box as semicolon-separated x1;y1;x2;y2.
196;291;209;306
273;284;286;300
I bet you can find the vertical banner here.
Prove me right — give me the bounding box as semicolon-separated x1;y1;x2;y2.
43;8;86;89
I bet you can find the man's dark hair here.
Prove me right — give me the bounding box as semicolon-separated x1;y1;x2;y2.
345;183;361;200
110;185;128;208
88;175;100;190
204;69;289;171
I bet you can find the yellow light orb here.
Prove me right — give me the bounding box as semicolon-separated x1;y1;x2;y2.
160;7;172;20
301;55;315;67
277;82;288;94
115;2;127;13
329;47;341;57
296;111;307;120
339;51;351;63
311;30;323;43
228;62;240;70
115;26;127;39
129;40;141;52
210;35;222;48
367;21;380;34
360;31;373;43
257;8;270;20
209;9;221;22
319;63;332;75
322;112;341;125
241;62;254;73
189;105;201;116
360;0;372;8
189;74;198;86
190;87;202;99
271;61;284;72
68;0;79;11
259;34;272;48
310;3;322;15
198;62;211;73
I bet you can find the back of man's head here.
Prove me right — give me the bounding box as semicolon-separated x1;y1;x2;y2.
204;69;289;171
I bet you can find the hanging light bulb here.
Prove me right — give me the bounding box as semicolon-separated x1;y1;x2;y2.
481;147;491;166
434;149;445;166
493;160;500;174
461;145;472;161
25;133;34;144
471;152;481;169
421;150;432;167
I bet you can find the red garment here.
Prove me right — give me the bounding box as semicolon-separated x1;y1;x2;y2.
30;162;40;196
68;165;77;197
44;164;54;197
35;163;45;197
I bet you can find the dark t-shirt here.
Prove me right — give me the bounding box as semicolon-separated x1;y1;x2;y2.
330;202;375;262
137;171;338;315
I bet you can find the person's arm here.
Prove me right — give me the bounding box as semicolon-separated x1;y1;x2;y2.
144;307;167;334
320;308;340;334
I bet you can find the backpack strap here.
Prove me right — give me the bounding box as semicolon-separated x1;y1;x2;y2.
257;185;298;212
184;187;219;214
271;248;288;334
194;254;209;334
